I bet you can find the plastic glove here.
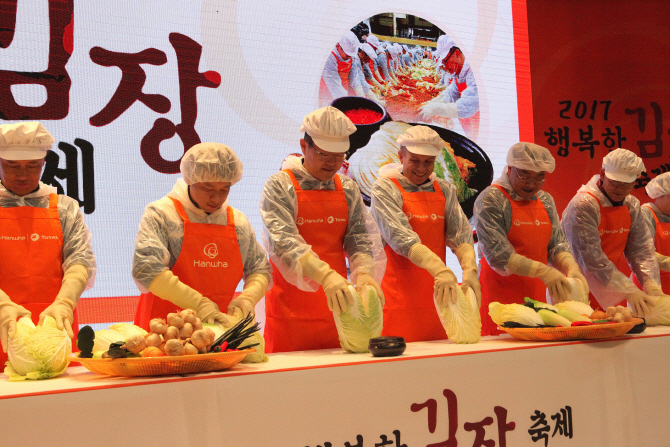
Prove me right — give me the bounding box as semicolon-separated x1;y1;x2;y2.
455;243;481;307
149;270;230;327
354;85;366;97
506;254;572;303
38;264;88;338
365;89;385;105
300;253;354;315
356;273;385;307
643;279;664;297
227;273;269;318
553;251;590;298
419;101;459;120
656;252;670;273
0;289;31;353
625;289;655;317
408;243;459;307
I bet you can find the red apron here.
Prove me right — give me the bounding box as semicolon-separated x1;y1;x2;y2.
584;192;630;311
134;197;244;331
381;178;447;342
0;194;77;365
264;170;349;352
479;186;552;335
643;206;670;293
319;51;352;104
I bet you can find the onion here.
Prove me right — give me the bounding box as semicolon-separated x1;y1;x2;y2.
190;330;209;350
149;318;168;335
141;346;164;357
125;334;147;354
179;322;193;339
145;332;162;347
180;309;198;325
164;326;179;340
167;312;184;328
192;318;203;331
164;339;184;356
183;343;198;355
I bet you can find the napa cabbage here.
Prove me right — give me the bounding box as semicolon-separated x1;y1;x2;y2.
208;310;269;363
334;285;383;353
109;323;147;339
642;296;670;326
436;287;481;344
5;317;71;381
92;329;125;352
488;302;544;327
555;301;595;316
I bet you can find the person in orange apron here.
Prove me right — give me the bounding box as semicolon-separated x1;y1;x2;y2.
261;106;385;352
132;143;272;333
319;31;359;107
370;125;480;342
419;38;480;141
639;172;670;293
474;143;587;335
0;122;95;365
562;148;658;316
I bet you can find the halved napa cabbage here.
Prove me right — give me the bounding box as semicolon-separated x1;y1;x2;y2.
334;285;383;353
5;316;71;381
213;309;269;363
643;296;670;326
555;300;594;316
92;329;125;352
109;323;147;338
436;287;481;344
488;302;544;327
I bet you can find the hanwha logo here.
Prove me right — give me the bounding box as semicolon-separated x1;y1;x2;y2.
203;243;219;259
620;228;624;233
431;214;437;220
514;219;521;226
406;212;413;220
665;231;670;236
297;217;304;226
327;216;334;224
30;233;39;241
535;220;540;226
599;229;604;236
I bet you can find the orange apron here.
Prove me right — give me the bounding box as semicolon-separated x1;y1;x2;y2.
319;51;352;104
134;197;244;331
381;178;447;342
584;192;630;311
0;194;77;365
264;170;349;352
635;206;670;293
479;186;552;335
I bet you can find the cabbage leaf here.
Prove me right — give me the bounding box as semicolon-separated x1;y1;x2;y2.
334;285;383;353
436;287;481;344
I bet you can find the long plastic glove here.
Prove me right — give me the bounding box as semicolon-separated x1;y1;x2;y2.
300;253;354;315
39;264;88;338
553;251;590;298
356;273;385;307
656;252;670;273
419;101;459;120
643;279;664;297
0;289;31;353
354;85;366;97
365;89;385;105
227;273;269;318
455;243;481;307
506;254;573;303
625;289;655;317
149;270;230;327
408;243;459;307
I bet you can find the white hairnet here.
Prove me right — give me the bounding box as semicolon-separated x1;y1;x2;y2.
506;142;556;173
367;34;381;48
0;122;54;160
180;142;243;185
646;172;670;199
339;31;359;57
602;148;645;183
396;125;442;156
300;106;356;153
359;43;376;61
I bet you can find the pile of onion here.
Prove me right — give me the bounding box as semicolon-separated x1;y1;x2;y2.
140;310;216;357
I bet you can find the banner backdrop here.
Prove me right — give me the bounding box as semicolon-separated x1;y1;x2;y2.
0;0;529;325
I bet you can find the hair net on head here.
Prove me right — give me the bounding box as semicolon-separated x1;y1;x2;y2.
367;34;381;48
339;31;359;57
396;125;442;156
646;171;670;199
359;43;377;61
506;142;556;173
180;142;243;185
0;121;54;160
300;106;356;153
602;148;645;183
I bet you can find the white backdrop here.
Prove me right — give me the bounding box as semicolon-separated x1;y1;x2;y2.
0;0;520;301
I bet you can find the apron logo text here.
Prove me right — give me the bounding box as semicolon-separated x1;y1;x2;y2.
296;217;323;226
194;260;228;268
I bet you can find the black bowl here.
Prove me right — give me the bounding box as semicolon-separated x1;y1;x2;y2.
330;96;392;155
369;336;406;357
627;318;647;334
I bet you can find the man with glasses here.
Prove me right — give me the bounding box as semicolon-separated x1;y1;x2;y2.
370;125;479;342
260;106;385;352
474;142;586;335
562;148;659;316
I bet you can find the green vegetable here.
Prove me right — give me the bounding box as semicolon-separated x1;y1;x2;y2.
524;297;559;312
211;311;269;363
436;148;476;201
555;301;595;316
489;302;544;327
334;285;383;353
4;317;71;381
537;309;572;327
436;286;481;344
557;310;591;323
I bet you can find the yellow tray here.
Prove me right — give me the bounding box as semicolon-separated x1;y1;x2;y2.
500;319;643;342
70;349;255;377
